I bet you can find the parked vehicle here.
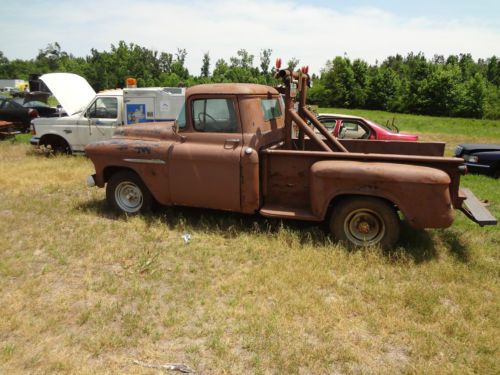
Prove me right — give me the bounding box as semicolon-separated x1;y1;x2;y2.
455;144;500;178
85;68;496;249
0;120;17;139
0;97;38;132
30;73;185;154
317;113;419;141
20;100;63;117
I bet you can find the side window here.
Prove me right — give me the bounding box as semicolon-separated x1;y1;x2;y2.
320;120;337;130
6;101;21;109
86;97;118;119
261;98;282;121
339;121;369;139
192;98;237;133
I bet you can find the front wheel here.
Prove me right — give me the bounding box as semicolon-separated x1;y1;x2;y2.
330;197;400;249
106;171;152;214
41;138;72;155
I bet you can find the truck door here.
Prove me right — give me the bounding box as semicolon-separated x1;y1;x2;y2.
77;96;120;150
169;96;242;212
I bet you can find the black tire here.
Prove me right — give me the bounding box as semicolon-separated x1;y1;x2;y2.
330;197;400;249
106;171;152;214
493;164;500;179
41;137;72;155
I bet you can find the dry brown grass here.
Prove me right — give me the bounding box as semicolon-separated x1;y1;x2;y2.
0;142;499;374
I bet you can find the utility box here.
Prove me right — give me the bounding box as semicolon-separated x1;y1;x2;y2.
123;87;185;125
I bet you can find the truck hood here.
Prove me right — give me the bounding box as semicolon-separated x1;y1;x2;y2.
40;73;96;116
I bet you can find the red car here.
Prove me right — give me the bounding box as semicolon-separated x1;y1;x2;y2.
317;113;418;141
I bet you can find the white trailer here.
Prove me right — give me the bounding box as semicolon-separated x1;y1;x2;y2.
0;79;26;91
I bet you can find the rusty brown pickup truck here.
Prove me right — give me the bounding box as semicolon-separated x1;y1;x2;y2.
85;68;496;248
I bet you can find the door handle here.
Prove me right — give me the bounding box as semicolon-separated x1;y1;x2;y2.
225;138;240;143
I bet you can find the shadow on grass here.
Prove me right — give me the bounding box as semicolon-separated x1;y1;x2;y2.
77;199;329;247
439;229;470;262
77;199;470;263
388;222;438;263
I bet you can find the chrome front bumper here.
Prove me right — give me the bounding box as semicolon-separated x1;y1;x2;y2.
30;136;40;146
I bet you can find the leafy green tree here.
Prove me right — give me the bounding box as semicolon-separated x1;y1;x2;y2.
259;48;272;75
0;51;10;78
452;73;486;118
483;84;500;119
321;57;356;107
286;57;300;71
419;65;461;116
159;52;173;73
36;42;66;71
1;42;499;119
170;48;189;80
351;59;369;107
230;49;254;69
201;52;210;77
486;56;500;86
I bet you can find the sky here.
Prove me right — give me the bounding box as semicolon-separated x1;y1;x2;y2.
1;0;500;75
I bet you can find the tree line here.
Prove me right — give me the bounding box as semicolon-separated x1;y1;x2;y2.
1;42;499;119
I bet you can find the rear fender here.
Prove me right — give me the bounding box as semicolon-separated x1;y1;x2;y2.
310;160;454;229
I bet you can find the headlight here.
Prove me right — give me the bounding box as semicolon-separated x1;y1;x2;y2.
455;146;463;156
464;155;479;163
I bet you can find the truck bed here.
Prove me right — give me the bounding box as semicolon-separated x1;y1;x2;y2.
260;142;463;219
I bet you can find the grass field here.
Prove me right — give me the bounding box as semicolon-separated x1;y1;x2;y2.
1;110;499;374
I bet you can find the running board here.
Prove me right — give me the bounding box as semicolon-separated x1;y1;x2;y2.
460;188;497;226
259;205;320;221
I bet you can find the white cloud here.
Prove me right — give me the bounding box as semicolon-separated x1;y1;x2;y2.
2;0;500;74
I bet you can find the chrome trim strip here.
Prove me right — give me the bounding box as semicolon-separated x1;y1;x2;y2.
123;158;166;165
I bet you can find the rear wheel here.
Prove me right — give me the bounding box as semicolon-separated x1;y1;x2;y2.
106;171;152;214
330;197;400;249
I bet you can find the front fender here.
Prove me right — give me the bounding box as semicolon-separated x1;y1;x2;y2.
85;139;173;204
310;160;454;229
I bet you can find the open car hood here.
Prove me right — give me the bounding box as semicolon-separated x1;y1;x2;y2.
40;73;96;116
